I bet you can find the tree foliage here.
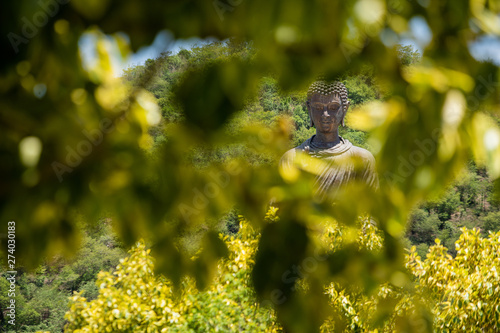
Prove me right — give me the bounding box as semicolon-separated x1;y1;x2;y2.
0;221;125;332
397;45;421;66
406;164;500;257
407;229;500;332
2;0;500;331
66;214;280;332
66;211;500;332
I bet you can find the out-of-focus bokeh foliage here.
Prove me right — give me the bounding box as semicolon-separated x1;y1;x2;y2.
1;0;500;331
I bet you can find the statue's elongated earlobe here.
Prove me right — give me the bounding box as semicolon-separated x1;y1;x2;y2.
341;106;346;127
307;101;314;128
342;101;350;127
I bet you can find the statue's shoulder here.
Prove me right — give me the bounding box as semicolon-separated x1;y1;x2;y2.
280;138;311;165
280;147;300;164
295;138;312;151
348;145;378;188
348;145;376;164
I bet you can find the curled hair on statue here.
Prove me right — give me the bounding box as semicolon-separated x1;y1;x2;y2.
307;79;349;127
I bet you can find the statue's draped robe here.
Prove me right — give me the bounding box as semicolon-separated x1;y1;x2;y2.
280;136;378;201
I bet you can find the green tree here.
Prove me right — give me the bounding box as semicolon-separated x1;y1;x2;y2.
397;45;421;66
481;211;500;233
407;208;440;245
343;75;378;106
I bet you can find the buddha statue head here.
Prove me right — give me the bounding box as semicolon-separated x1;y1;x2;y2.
306;80;350;133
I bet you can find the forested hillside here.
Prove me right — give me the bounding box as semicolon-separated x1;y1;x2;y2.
407;162;500;257
122;40;377;152
0;220;125;332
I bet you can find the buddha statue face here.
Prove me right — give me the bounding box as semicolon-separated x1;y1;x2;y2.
307;93;344;134
306;80;350;134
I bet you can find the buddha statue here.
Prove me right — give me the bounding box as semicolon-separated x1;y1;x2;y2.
280;80;378;202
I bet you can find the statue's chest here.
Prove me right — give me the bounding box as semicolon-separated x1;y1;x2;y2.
312;155;362;193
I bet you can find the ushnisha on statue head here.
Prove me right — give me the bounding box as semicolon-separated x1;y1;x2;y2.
306;80;350;132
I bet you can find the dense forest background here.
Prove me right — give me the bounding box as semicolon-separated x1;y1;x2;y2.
2;41;499;332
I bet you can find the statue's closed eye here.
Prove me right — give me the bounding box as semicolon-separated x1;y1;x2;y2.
311;103;340;111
